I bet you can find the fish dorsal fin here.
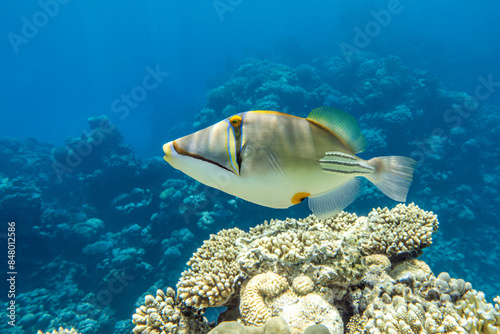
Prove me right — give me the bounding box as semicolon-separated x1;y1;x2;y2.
307;107;367;153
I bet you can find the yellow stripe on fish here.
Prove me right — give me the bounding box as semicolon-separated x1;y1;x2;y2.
248;110;302;119
226;124;239;175
163;107;417;219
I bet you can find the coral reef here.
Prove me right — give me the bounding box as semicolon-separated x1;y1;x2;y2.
207;316;291;334
131;288;210;334
358;264;500;334
0;116;251;334
177;228;247;308
37;328;81;334
359;204;438;257
201;54;500;300
292;275;315;296
239;272;289;325
131;204;499;334
275;290;343;334
1;51;499;334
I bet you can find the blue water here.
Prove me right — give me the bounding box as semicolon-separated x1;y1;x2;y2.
1;1;499;333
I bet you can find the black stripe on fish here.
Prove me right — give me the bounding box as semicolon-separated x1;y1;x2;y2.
173;140;236;175
234;125;242;174
319;159;375;171
322;167;373;174
324;151;357;160
227;116;244;174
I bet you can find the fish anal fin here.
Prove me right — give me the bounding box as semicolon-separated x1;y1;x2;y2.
307;177;360;220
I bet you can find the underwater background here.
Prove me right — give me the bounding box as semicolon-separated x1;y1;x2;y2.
0;0;499;333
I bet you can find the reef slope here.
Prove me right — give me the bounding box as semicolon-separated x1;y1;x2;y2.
128;204;500;334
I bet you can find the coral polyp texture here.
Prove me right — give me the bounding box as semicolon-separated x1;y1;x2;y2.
37;328;80;334
131;287;210;334
131;204;500;334
360;203;438;257
239;272;290;325
176;228;246;308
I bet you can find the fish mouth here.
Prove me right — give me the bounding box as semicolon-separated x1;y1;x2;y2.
163;141;173;162
165;139;236;175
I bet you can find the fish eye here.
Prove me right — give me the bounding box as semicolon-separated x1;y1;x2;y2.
230;115;242;127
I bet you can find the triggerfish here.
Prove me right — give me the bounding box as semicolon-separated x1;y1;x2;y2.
163;107;416;219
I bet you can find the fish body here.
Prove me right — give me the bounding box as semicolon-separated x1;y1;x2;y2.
163;107;416;219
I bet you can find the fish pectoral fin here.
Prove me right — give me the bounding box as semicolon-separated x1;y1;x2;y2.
307;177;360;219
241;144;288;181
264;148;288;181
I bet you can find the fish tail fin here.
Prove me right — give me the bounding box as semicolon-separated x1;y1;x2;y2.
366;156;417;202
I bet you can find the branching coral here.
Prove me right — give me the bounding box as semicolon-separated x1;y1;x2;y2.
364;295;467;334
177;228;248;308
345;314;367;334
455;290;500;334
355;257;500;334
132;287;210;334
237;216;365;285
359;203;438;257
239;222;342;269
174;204;441;317
37;328;80;334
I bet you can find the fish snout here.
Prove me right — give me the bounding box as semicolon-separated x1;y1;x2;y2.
163;141;173;162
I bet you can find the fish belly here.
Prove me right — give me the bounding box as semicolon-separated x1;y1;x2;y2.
223;151;355;209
